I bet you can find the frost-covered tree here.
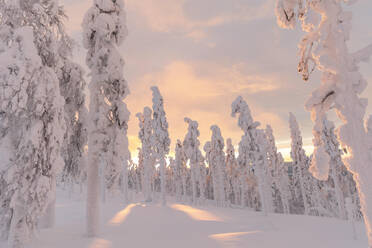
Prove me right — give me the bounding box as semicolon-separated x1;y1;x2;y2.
1;0;87;233
321;119;347;219
289;112;312;215
265;125;290;214
136;108;154;202
278;154;291;214
82;0;130;236
208;126;226;207
135;148;144;193
0;1;70;246
0;24;65;248
151;86;170;205
231;96;269;215
276;1;372;244
225;138;239;205
174;140;187;201
198;158;207;204
58;60;88;188
203;141;213;200
183;118;204;204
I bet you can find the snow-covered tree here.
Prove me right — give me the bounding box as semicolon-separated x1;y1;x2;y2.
231;96;269;215
0;24;65;248
320;119;347;219
151;86;170;205
82;0;130;236
136;107;154;202
136;148;144;193
59;58;88;187
174;140;187;201
207;126;226;207
198;158;207;204
1;0;88;232
183;118;203;204
278;154;291;214
265;125;290;214
276;1;372;244
203;141;213;200
289;112;313;215
0;0;72;245
225;138;239;205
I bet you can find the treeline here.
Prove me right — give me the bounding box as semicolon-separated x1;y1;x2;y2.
121;93;361;220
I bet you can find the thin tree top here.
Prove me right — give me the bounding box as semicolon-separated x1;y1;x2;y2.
231;96;260;133
151;86;170;155
210;125;225;152
183;117;203;162
136;107;153;145
289;112;307;162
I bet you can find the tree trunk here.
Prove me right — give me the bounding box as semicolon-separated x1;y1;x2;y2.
191;163;197;204
299;165;310;215
256;166;267;216
8;199;27;248
240;174;247;208
331;165;347;219
100;159;106;204
122;159;129;204
160;157;166;206
39;176;56;229
144;159;152;202
86;154;100;237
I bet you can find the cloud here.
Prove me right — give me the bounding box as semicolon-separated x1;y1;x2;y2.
125;0;274;41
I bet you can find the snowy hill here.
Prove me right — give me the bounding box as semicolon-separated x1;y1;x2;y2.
15;192;367;248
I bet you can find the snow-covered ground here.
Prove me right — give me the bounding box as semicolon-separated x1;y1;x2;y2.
9;191;367;248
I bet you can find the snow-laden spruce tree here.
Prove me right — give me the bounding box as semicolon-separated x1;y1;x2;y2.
276;0;372;244
136;148;144;193
199;158;207;204
2;1;88;192
208;126;226;207
289;112;313;215
265;125;290;214
137;108;154;202
278;153;291;214
168;157;176;196
0;24;65;248
1;0;88;231
203;141;213;200
231;96;269;215
175;140;187;201
82;0;130;236
0;0;68;245
174;140;187;201
321;119;347;219
151;86;170;205
58;59;88;189
225;138;239;205
24;0;89;192
183;118;204;204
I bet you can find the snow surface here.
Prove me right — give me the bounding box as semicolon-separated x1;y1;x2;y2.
6;190;367;248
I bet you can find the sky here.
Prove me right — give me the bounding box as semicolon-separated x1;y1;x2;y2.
60;0;372;160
